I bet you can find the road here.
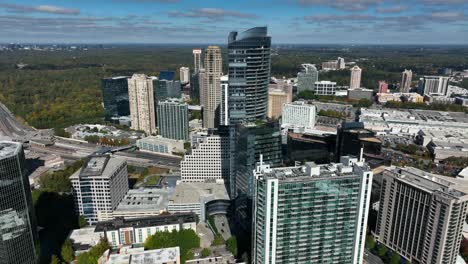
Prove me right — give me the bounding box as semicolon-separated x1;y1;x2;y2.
0;102;33;138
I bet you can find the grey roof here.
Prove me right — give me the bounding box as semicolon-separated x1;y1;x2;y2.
0;141;20;159
94;213;196;232
169;181;229;204
70;154;126;179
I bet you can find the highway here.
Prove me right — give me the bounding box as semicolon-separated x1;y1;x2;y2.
364;249;384;264
0;102;33;138
30;137;181;169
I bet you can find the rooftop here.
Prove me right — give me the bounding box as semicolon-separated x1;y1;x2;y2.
106;247;180;264
169;181;229;204
258;156;369;183
95;213;196;232
386;166;468;199
0;141;20;158
70;155;126;179
114;188;170;214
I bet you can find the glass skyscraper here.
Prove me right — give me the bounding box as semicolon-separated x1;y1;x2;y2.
101;76;130;119
227;27;271;123
157;99;189;141
253;157;373;264
0;142;39;264
296;64;318;93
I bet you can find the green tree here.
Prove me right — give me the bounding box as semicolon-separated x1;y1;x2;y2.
212;234;224;246
226;236;238;257
377;244;388;257
201;248;211;257
61;239;75;263
76;238;110;264
365;235;376;250
389;251;400;264
50;255;61;264
54;127;70;138
144;229;200;264
79;215;88;228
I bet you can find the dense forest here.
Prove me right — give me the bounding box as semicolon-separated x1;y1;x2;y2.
1;45;467;129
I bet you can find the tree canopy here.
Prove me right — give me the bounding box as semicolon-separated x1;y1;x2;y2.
144;229;200;263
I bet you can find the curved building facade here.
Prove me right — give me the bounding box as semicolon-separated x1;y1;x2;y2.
0;142;38;264
227;27;271;123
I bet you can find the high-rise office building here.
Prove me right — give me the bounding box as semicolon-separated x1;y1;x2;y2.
314;80;337;95
157;99;189;141
181;130;230;183
128;74;157;135
281;101;316;131
419;76;450;96
376;167;468;264
0;142;39;264
378;81;389;93
179;67;190;84
228;27;271;123
338;57;345;69
336;122;381;162
155;79;181;101
220;75;229;126
202;46;223;129
101;76;130;120
252;156;373;264
193;49;202;74
70;154;129;224
322;60;339;71
198;68;206;105
190;73;201;103
401;69;413;93
297;64;319;93
350;66;362;89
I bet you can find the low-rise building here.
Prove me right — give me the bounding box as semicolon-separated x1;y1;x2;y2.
314;80;336;95
69;214;196;249
427;139;468;162
281;101;316;132
136;136;184;155
348;88;373;101
168;181;230;222
376;92;424;104
99;247;181;264
113;189;170;219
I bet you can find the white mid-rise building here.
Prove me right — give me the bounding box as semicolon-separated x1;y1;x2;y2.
314;80;337;95
70;155;129;224
136;136;184;155
281;101;316;131
128;74;157;135
179;67;190;84
181;133;230;183
420;76;450;96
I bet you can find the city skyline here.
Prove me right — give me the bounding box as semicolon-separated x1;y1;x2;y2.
1;0;467;44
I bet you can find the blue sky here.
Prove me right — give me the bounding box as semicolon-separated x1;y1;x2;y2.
0;0;467;44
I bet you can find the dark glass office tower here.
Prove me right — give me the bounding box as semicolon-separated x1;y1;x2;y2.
0;142;39;264
101;76;130;120
227;27;271;123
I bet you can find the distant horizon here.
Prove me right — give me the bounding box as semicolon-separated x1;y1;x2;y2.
1;0;467;44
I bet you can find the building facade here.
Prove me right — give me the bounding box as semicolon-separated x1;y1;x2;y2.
296;64;318;93
420;76;450;96
350;65;362;89
202;46;222;129
179;67;190;84
267;88;289;119
376;167;468;264
401;69;413;93
181;132;230;183
136;136;185;155
314;80;337;95
281;101;316;131
220;75;229;126
157;99;189;141
70;155;129;224
228;27;271;123
252;157;373;264
0;142;39;264
193;49;202;73
378;81;388;93
128;74;157;135
101;76;130;120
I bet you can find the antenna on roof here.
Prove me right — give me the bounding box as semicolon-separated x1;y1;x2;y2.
359;147;364;162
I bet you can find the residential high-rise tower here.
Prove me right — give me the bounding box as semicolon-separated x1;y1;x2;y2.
227;27;271;123
202;46;223;128
179;67;190;84
401;69;413;93
157;98;189;141
350;66;362;89
193;49;202;73
376;167;468;264
252;156;373;264
128;74;157;135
